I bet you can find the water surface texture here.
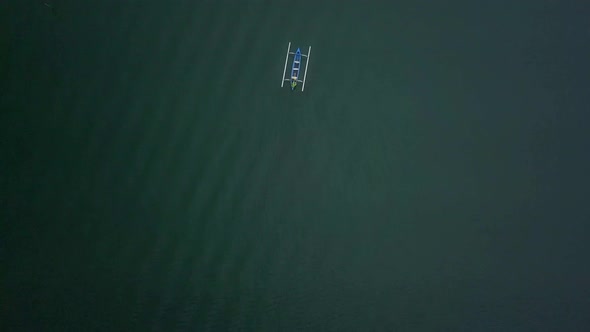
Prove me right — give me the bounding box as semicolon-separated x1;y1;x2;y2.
3;1;590;330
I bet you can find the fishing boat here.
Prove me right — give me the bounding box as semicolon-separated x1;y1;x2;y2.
281;42;312;92
290;48;302;90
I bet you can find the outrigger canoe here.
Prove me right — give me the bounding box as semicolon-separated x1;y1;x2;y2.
281;42;312;92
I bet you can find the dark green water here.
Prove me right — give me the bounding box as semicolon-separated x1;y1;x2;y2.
3;1;589;330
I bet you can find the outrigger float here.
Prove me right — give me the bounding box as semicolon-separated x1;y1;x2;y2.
281;42;311;91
